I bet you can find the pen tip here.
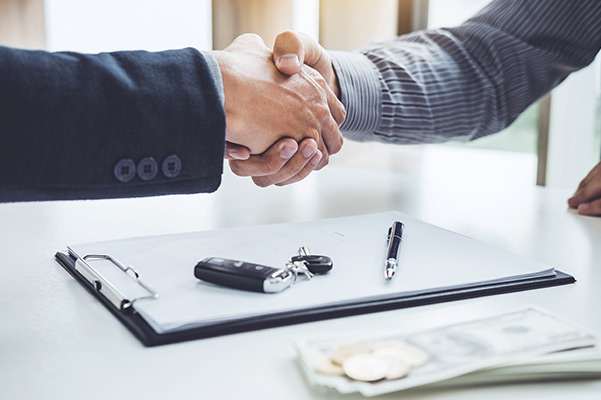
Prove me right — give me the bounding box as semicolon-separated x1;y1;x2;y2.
385;269;395;280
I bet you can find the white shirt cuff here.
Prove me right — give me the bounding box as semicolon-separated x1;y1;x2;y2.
201;50;225;107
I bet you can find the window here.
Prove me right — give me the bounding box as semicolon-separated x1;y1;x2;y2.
428;0;538;155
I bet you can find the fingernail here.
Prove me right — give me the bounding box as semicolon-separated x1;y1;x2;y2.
228;151;246;160
280;144;297;159
278;54;299;68
568;197;577;208
310;151;322;166
578;203;590;213
301;142;317;159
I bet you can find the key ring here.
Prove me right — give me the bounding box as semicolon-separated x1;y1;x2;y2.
284;260;314;286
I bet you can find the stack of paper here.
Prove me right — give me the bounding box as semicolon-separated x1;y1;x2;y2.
294;307;601;397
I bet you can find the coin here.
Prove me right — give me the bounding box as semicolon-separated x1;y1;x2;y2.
313;357;345;376
342;354;389;382
330;342;371;365
381;356;411;380
372;340;430;367
372;347;414;364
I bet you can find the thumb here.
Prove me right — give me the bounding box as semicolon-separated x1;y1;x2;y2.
273;30;304;75
274;31;333;84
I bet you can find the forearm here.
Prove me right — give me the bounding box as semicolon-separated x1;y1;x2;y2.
0;46;225;201
332;0;601;144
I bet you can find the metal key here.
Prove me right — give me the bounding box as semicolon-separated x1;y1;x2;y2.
290;246;334;275
285;260;314;280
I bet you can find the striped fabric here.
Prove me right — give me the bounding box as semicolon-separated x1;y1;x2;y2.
330;0;601;144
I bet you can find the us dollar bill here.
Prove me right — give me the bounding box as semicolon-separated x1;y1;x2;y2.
294;307;599;397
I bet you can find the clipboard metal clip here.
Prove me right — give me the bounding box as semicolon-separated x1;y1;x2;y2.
75;254;159;311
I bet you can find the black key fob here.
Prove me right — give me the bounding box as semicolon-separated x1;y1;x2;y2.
194;257;293;293
290;255;333;274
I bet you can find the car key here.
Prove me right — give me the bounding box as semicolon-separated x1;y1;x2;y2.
290;246;333;274
194;257;293;293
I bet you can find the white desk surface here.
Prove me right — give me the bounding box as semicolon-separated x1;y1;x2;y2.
2;148;601;399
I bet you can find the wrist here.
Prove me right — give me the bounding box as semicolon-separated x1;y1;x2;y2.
328;66;341;99
212;50;237;141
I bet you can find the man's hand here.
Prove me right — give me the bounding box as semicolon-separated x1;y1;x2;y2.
229;137;322;187
568;161;601;216
213;34;343;170
224;32;345;187
273;31;340;99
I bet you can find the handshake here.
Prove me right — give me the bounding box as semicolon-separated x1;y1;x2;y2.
212;32;344;187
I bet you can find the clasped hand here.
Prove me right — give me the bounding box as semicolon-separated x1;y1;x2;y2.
212;33;344;187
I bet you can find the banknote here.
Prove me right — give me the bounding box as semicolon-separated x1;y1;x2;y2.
294;307;599;397
431;346;601;388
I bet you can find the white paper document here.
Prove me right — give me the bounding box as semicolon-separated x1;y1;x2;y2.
67;212;560;334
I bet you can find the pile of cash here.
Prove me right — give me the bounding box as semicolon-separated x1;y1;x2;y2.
295;307;601;397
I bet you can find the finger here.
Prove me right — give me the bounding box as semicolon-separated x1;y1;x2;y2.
276;151;322;187
252;139;320;187
314;141;329;171
274;31;330;76
273;31;304;75
307;98;342;160
577;161;601;190
325;79;346;126
225;141;250;160
229;138;298;177
309;125;329;170
317;92;344;155
577;198;601;216
569;177;601;208
568;164;601;208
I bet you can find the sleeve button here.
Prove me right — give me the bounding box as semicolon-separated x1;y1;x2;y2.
114;159;136;183
137;157;158;181
162;155;182;178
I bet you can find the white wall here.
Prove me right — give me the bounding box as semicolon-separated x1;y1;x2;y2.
44;0;212;52
546;57;601;189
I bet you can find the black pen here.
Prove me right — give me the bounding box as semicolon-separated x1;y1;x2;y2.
385;221;404;280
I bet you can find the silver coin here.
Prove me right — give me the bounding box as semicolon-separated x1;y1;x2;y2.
372;347;414;365
372;340;430;367
313;357;345;376
342;354;389;382
330;342;371;365
381;356;411;380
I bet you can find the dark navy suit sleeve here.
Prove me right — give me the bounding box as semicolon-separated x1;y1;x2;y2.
0;46;226;202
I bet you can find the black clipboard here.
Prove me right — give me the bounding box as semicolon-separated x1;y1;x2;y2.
55;251;575;347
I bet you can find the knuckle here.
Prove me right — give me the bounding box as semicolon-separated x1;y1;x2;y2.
330;136;343;154
304;127;320;141
315;104;331;122
313;73;327;88
338;106;347;124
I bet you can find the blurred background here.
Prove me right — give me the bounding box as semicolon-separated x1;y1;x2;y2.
1;0;599;191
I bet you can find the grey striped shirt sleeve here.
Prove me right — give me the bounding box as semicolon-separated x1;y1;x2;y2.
330;0;601;144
